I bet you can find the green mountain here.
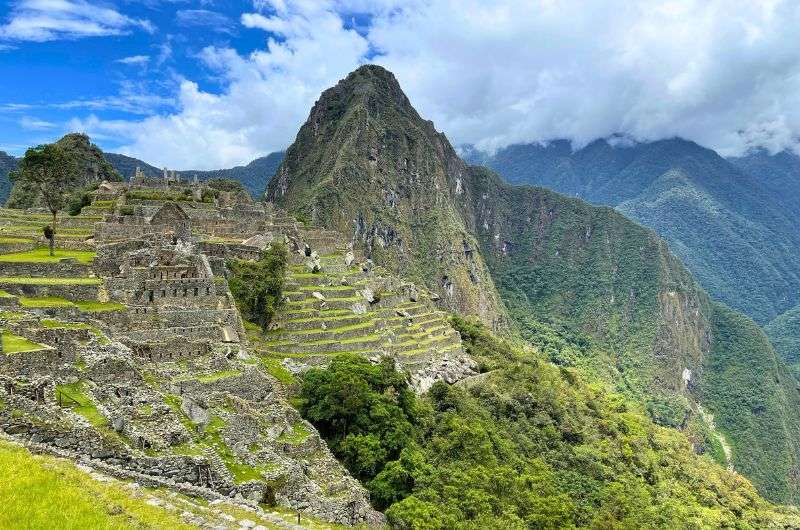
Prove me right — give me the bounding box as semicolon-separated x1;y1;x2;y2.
0;151;17;204
266;65;507;328
6;133;122;208
462;165;800;503
469;139;800;325
104;151;285;198
765;305;800;379
270;65;800;504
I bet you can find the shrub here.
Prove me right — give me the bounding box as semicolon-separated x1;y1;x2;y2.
227;242;288;330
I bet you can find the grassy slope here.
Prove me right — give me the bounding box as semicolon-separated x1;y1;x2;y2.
0;439;195;530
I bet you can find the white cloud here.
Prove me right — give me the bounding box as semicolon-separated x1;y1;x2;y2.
19;116;56;130
84;0;800;168
0;0;154;42
175;9;233;33
116;54;150;66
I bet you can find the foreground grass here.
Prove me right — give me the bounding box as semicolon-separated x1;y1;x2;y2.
0;248;96;264
0;440;196;530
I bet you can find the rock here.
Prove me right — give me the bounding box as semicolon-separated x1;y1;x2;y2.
344;251;355;266
351;302;367;315
181;398;210;427
362;288;375;304
312;292;326;302
239;520;256;529
305;257;321;273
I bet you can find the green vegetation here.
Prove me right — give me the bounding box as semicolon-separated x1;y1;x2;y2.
1;330;47;353
0;247;95;264
300;355;415;484
300;319;800;528
0;440;195;530
0;277;101;285
74;300;126;312
19;296;77;308
7;142;81;255
699;302;800;503
765;305;800;378
228;242;288;330
55;382;106;427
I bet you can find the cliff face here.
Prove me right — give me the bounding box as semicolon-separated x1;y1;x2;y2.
267;65;507;329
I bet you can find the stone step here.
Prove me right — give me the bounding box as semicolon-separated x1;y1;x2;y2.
391;330;460;353
266;320;376;342
279;312;370;331
286;296;362;311
394;333;463;355
263;334;384;354
279;307;353;321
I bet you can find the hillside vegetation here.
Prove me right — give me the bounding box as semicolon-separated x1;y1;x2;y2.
299;318;800;529
462;165;800;504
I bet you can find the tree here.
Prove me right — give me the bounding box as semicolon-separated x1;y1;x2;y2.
227;242;288;329
10;144;80;256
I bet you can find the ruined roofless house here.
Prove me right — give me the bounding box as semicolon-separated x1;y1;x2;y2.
149;202;192;242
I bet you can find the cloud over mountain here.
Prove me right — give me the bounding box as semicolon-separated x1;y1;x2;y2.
74;0;800;168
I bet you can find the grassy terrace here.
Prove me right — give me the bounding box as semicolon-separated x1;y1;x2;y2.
1;330;48;354
0;248;96;264
0;277;101;285
18;296;125;312
55;382;106;427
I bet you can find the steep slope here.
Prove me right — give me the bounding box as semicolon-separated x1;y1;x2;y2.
7;133;122;209
729;148;800;220
462;165;800;503
105;152;285;198
765;305;800;378
0;151;17;205
474;139;800;324
267;65;506;329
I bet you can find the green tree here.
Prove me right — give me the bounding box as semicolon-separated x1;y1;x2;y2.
227;242;288;330
10;144;80;256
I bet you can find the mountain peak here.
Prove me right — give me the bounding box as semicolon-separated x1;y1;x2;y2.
267;65;507;328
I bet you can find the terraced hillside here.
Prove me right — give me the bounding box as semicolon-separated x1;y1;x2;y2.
0;178;475;528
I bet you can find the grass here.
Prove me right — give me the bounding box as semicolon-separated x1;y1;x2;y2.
0;248;96;264
40;319;109;344
1;330;48;353
276;421;311;446
0;440;197;530
194;370;241;383
0;237;33;244
0;311;27;321
74;300;126;312
55;382;107;427
261;358;296;385
0;277;102;285
18;296;125;312
20;296;76;308
0;289;13;297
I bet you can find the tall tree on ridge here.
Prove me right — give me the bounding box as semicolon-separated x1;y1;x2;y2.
10;144;80;256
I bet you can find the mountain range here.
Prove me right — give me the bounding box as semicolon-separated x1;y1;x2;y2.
267;65;800;505
0;148;285;206
464;139;800;328
0;65;800;529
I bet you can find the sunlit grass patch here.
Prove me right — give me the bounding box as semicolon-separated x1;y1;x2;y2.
0;439;196;530
1;330;48;354
0;248;96;264
0;277;101;285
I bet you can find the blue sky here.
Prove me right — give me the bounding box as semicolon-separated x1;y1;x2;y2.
2;1;800;169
